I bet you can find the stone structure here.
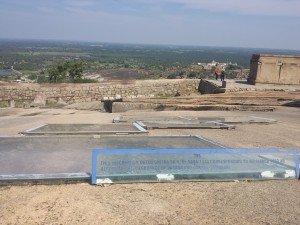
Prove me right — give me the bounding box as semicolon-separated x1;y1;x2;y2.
248;54;300;85
0;79;199;107
198;79;226;94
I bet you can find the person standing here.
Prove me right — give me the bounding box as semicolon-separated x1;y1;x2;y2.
215;68;221;80
215;70;218;80
221;70;225;81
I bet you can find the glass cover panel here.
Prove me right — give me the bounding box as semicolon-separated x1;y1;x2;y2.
92;148;299;184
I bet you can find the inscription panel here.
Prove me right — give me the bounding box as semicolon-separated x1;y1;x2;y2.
92;149;299;184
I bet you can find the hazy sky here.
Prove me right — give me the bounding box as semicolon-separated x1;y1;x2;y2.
0;0;300;49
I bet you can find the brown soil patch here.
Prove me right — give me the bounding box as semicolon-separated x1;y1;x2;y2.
1;181;299;225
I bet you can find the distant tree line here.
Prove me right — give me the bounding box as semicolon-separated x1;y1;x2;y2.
3;41;283;82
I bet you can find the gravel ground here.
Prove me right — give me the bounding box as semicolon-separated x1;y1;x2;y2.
0;106;299;225
1;181;299;225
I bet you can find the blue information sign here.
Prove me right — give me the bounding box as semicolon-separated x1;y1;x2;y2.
91;148;299;184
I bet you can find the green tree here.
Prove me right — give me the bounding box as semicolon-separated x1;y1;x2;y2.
37;74;48;83
187;71;197;78
47;60;85;83
67;61;85;81
226;64;243;70
48;66;62;83
167;73;177;79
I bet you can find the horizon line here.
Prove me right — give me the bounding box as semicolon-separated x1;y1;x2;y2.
1;37;300;52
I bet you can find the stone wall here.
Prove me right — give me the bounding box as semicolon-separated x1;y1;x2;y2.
248;54;300;85
0;79;199;106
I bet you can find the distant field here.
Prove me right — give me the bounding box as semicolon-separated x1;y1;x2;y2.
100;68;148;80
1;39;300;81
15;51;90;57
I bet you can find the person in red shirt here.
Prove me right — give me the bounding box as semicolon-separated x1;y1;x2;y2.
215;68;221;80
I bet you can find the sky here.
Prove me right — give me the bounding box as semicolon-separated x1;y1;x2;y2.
0;0;300;50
